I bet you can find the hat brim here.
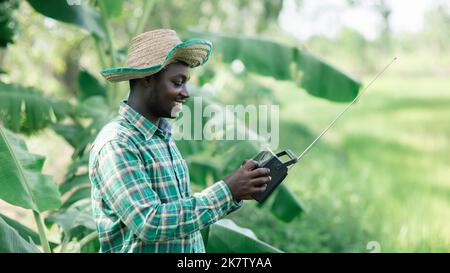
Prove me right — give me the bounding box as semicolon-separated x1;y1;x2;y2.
101;39;213;82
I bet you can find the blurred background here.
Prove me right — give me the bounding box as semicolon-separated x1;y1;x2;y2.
0;0;449;252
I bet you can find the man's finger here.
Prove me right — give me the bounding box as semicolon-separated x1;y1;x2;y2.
242;159;259;170
250;176;271;187
252;184;268;193
249;167;270;178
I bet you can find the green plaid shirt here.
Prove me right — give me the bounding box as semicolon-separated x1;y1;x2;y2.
89;101;242;253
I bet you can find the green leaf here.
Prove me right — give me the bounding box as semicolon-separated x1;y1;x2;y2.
0;0;20;48
200;226;210;247
0;82;70;134
61;187;91;210
65;153;89;177
52;123;86;148
295;50;360;102
77;70;107;101
68;96;111;157
183;162;210;187
79;233;100;253
270;185;304;222
98;0;124;18
46;199;95;234
76;96;111;121
0;213;58;248
59;174;90;195
72;96;112;157
206;219;283;253
26;0;106;39
0;126;61;212
0;215;41;253
0;213;41;246
187;30;361;102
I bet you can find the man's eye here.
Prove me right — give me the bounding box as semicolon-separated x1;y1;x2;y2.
173;82;183;87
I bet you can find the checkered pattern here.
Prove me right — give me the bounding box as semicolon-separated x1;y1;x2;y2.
89;101;242;253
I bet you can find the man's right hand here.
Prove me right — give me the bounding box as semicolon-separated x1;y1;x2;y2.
223;160;271;202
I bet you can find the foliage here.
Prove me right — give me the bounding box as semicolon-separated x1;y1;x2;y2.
190;30;360;102
26;0;106;39
0;127;61;212
0;0;363;253
0;82;69;134
0;126;60;252
0;0;20;47
206;219;283;253
0;215;40;253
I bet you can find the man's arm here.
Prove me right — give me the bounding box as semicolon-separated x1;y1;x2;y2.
92;140;236;243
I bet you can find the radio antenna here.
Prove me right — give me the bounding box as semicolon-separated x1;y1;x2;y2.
296;57;397;161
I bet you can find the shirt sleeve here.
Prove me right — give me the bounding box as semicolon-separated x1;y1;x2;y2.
92;140;237;243
221;184;244;215
230;199;244;213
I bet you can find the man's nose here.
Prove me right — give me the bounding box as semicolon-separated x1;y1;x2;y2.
180;86;190;99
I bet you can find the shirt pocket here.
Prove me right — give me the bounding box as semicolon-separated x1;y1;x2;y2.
144;159;182;203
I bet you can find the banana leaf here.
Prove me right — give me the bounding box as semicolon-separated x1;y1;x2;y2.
206;219;282;253
0;126;61;212
77;69;107;101
0;215;41;253
0;213;58;248
187;30;361;102
26;0;106;39
0;82;70;134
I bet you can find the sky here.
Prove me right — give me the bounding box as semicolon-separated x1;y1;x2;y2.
278;0;450;41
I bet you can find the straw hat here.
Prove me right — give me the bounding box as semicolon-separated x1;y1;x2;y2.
101;29;213;82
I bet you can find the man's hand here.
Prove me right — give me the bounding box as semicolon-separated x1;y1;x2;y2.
223;160;271;202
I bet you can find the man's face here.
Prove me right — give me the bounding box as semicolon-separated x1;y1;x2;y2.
145;62;190;119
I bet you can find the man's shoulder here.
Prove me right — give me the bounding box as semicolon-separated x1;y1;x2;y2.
90;118;140;159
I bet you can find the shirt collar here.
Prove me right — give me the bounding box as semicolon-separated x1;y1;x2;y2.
119;100;172;141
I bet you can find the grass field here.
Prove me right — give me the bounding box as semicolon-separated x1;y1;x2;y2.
229;75;450;252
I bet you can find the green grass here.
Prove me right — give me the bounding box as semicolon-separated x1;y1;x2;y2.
228;75;450;252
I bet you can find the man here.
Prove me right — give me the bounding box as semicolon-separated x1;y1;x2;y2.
89;29;271;253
